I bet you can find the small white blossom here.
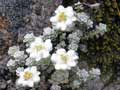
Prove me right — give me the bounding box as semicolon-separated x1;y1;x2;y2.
50;5;76;31
8;46;20;56
7;59;16;67
51;48;78;70
16;66;40;87
43;27;54;36
23;33;35;43
26;37;53;61
89;68;101;78
77;69;89;82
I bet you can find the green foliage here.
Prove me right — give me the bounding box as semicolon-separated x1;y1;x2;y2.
80;0;120;81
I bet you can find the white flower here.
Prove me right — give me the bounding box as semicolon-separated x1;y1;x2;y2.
8;46;20;56
51;48;78;70
23;33;35;43
26;37;53;61
16;66;40;87
7;59;16;67
89;68;101;78
77;69;89;82
43;27;54;36
50;5;76;31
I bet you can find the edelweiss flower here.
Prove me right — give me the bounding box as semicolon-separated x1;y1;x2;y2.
26;37;52;61
50;5;76;31
16;66;40;87
51;48;78;70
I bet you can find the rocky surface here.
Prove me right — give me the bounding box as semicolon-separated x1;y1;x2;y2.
103;81;120;90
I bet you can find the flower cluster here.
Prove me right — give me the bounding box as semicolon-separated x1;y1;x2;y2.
6;3;104;89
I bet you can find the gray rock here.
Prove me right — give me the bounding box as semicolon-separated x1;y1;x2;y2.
25;0;59;35
103;81;120;90
86;79;104;90
76;79;104;90
0;79;7;89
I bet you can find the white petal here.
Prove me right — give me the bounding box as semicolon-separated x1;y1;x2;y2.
31;66;37;72
33;76;40;82
17;78;23;85
30;52;38;58
35;37;43;43
61;25;67;31
65;7;74;16
45;39;52;51
56;48;66;54
55;64;61;70
67;50;79;60
28;81;34;87
43;51;50;58
51;54;58;63
56;22;66;30
24;68;31;72
55;64;68;70
35;56;42;61
50;16;57;23
72;16;77;21
55;5;65;14
66;19;72;25
67;61;77;67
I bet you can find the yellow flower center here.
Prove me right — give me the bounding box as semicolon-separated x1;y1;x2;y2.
60;54;69;63
58;12;67;22
23;72;33;80
34;44;45;52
